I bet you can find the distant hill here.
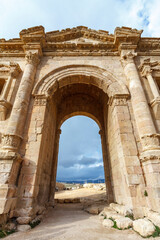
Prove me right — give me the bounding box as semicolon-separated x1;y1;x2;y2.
57;179;105;184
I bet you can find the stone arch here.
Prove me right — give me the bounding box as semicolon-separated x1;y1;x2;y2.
33;64;129;98
31;64;130;206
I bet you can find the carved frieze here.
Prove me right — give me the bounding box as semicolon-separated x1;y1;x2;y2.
0;26;160;56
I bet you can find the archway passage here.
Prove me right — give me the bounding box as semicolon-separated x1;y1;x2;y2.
16;65;140;222
56;115;104;185
35;79;114;206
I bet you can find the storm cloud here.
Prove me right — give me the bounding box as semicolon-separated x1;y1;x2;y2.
56;116;104;181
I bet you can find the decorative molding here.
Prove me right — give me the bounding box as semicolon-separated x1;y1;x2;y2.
108;95;129;107
0;26;160;56
34;95;48;106
141;134;160;151
140;150;160;162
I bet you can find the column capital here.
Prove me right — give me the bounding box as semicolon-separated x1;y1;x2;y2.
9;62;22;78
120;50;137;67
1;133;23;151
25;51;40;66
139;58;158;77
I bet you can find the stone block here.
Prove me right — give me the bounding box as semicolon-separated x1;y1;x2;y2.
115;217;133;229
110;203;133;216
17;224;31;232
133;218;155;237
17;216;32;224
102;219;114;228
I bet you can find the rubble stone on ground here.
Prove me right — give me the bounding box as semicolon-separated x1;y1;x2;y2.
133;218;155;237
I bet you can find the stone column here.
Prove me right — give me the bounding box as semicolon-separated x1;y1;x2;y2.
0;63;21;121
121;50;160;213
99;129;114;203
49;128;62;206
121;50;160;152
140;60;160;121
2;51;40;152
0;52;40;219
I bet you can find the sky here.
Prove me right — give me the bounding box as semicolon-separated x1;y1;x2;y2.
1;0;160;180
0;0;160;39
57;116;104;181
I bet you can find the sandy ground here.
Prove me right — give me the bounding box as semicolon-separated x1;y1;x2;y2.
6;203;147;240
55;188;107;202
5;189;160;240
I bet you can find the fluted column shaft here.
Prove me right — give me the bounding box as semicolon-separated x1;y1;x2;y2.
2;52;39;151
121;51;160;152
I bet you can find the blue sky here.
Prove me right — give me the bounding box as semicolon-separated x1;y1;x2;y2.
1;0;160;180
0;0;160;39
57;116;103;181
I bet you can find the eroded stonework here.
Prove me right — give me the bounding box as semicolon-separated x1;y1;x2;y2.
0;25;160;224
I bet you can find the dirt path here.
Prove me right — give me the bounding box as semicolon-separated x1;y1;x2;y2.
5;203;153;240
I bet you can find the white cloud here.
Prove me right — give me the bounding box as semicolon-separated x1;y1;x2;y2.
1;0;160;39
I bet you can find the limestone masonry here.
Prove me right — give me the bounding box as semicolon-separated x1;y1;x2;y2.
0;25;160;224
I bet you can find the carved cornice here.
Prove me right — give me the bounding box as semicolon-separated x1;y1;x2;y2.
0;26;160;57
114;26;143;46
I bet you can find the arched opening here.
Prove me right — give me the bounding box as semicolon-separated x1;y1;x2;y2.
16;65;135;220
35;77;114;207
56;115;104;189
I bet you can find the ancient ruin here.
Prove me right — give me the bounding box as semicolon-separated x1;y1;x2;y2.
0;25;160;225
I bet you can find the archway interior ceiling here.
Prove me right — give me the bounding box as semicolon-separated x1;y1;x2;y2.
52;76;108;129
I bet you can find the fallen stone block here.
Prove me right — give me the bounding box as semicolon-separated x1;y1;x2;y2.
133;218;155;237
103;219;114;228
17;216;32;224
147;210;160;228
110;203;133;216
115;217;133;229
17;224;31;232
85;206;99;215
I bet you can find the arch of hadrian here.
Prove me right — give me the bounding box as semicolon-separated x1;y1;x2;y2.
0;25;160;224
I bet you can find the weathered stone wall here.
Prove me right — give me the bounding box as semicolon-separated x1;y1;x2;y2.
1;25;160;223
